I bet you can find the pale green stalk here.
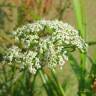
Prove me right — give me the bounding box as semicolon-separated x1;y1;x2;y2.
39;70;48;89
52;69;65;96
39;69;56;96
39;69;65;96
72;0;87;95
72;0;86;37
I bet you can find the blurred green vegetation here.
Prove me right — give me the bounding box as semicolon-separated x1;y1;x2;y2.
0;0;96;96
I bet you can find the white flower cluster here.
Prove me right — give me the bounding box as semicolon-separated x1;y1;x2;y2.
5;20;87;74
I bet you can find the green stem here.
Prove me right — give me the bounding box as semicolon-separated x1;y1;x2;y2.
39;69;55;96
39;69;65;96
72;0;86;37
39;69;48;88
51;69;65;96
88;41;96;46
72;0;87;96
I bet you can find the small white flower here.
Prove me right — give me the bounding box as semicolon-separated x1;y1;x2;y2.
35;58;41;69
29;66;36;74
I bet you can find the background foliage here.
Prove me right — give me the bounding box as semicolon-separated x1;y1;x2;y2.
0;0;96;96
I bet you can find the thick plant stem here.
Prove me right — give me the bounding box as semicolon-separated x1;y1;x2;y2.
52;69;65;96
39;70;48;90
39;69;56;96
72;0;87;96
39;69;65;96
72;0;86;37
